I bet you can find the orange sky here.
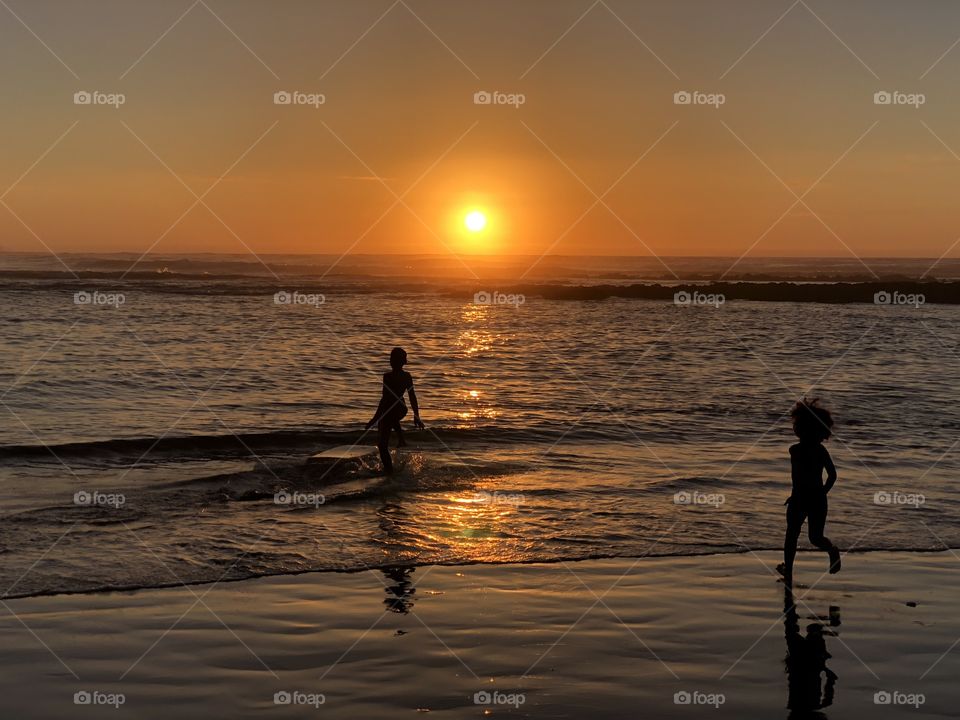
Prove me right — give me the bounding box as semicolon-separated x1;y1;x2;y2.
3;0;960;258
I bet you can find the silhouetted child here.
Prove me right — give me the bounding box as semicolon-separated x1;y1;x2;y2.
777;399;841;584
365;347;423;473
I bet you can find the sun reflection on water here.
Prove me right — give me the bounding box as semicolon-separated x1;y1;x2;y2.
454;304;500;421
385;486;528;565
433;490;523;555
457;304;494;356
457;388;499;422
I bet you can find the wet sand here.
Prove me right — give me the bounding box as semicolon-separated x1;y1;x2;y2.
1;551;956;718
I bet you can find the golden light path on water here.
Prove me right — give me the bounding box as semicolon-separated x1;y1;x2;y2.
456;305;500;422
399;302;524;562
456;303;495;356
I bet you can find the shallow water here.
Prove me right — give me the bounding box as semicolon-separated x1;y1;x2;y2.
2;258;959;598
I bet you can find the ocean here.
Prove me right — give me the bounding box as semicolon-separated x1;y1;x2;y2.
1;253;959;599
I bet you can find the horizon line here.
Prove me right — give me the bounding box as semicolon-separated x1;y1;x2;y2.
0;251;955;262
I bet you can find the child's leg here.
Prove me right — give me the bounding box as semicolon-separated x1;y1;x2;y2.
377;420;393;474
806;507;833;550
807;500;840;573
394;422;406;447
782;502;805;575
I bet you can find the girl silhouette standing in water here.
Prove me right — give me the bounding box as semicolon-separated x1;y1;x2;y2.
365;347;423;474
777;399;842;584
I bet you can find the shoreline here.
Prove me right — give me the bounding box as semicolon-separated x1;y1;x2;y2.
4;546;959;603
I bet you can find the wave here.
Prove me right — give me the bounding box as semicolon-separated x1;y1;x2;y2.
3;272;960;303
526;281;960;304
5;448;513;521
0;429;357;460
0;425;624;461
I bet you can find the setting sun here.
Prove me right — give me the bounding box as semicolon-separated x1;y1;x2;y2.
464;210;487;233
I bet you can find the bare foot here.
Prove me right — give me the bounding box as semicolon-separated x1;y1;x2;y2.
828;547;842;574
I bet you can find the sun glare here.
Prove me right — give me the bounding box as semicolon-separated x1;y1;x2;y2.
464;210;487;233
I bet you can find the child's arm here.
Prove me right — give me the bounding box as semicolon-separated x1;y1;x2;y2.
408;377;424;429
823;447;837;493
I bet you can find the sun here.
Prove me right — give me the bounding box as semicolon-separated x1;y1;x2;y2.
464;210;487;233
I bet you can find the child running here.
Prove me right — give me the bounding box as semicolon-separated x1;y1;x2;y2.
777;399;842;584
365;347;423;474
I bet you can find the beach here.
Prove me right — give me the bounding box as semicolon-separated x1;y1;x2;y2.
1;550;954;718
6;0;960;714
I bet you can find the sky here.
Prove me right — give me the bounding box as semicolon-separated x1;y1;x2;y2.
3;0;960;258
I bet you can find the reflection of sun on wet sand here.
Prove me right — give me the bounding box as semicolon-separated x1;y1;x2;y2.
1;551;955;718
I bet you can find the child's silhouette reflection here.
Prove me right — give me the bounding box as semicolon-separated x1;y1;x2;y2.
783;585;839;717
382;566;416;615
